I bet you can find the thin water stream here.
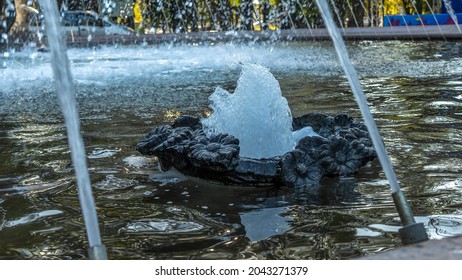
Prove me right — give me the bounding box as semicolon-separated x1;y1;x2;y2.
38;0;105;258
315;0;401;194
316;0;427;242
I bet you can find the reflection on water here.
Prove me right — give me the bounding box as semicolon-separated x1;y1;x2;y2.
3;210;63;228
1;41;462;259
369;215;462;240
240;206;292;242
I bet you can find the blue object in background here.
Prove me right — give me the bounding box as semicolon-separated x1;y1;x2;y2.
384;0;462;27
384;13;462;26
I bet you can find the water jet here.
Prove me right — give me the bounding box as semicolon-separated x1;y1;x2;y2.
38;0;106;259
315;0;428;245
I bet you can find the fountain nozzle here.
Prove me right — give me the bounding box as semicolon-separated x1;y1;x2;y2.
392;190;429;245
89;245;108;260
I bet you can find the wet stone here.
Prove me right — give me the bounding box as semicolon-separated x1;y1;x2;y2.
172;115;202;130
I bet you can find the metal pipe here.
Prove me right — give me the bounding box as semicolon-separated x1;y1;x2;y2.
392;191;429;245
315;0;428;245
89;245;108;260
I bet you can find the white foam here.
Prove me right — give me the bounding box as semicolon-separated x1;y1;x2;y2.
1;42;458;95
0;43;333;93
202;64;294;158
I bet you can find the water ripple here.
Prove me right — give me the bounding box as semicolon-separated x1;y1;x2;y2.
121;218;205;234
368;215;462;240
2;210;63;228
94;175;138;190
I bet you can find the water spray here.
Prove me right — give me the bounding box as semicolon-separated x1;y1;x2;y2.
39;0;107;259
315;0;428;245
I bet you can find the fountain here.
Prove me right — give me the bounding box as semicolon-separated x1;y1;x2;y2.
2;0;462;260
136;63;377;188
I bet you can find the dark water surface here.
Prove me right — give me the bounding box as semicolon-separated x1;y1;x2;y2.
0;41;461;259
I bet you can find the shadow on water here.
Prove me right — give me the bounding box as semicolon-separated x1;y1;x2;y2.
1;41;462;259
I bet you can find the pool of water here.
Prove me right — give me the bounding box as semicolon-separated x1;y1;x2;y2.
1;40;462;259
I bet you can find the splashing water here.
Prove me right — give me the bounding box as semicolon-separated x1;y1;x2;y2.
202;64;294;159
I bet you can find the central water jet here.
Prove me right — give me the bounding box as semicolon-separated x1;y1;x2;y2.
202;64;294;159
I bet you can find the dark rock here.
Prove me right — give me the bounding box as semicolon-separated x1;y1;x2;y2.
136;125;173;155
319;136;365;176
293;113;333;132
136;113;377;189
296;135;331;156
172;115;202;130
334;113;353;127
187;133;240;172
235;157;280;177
153;127;195;154
281;149;323;188
229;157;282;185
